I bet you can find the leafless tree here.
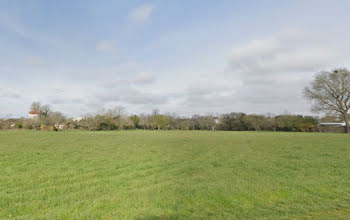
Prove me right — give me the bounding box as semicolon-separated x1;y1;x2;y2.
47;112;65;125
139;114;153;129
304;68;350;133
40;104;51;116
30;102;41;111
79;115;97;130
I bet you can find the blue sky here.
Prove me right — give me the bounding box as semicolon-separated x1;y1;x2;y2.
1;0;350;117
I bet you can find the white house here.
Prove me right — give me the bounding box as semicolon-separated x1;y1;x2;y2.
73;116;83;122
28;110;40;120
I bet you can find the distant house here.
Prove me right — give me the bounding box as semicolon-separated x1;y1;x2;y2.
73;116;83;122
28;110;40;120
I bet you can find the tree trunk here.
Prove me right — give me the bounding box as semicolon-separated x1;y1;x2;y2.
343;112;349;133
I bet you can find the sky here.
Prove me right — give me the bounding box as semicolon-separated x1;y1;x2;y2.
1;0;350;118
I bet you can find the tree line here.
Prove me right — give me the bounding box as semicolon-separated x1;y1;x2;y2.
0;104;326;132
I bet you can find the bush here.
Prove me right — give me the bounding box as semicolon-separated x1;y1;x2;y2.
14;122;23;129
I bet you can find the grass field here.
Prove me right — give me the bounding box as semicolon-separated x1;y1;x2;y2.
1;130;350;219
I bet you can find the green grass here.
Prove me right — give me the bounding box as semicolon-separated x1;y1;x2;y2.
1;130;350;219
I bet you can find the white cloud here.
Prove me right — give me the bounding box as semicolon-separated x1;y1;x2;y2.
0;87;22;99
88;88;169;113
223;29;350;114
98;72;156;89
128;4;154;24
132;72;155;84
96;40;116;53
0;10;60;46
230;29;344;76
231;37;280;62
0;11;34;39
121;89;168;105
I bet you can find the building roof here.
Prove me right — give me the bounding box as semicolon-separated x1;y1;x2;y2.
28;110;40;114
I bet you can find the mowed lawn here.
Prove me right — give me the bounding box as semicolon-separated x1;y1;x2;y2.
1;131;350;219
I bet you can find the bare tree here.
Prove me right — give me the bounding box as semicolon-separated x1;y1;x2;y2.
108;106;126;129
304;68;350;133
30;102;50;116
30;102;41;111
47;112;65;125
139;114;153;129
79;115;97;131
40;104;51;116
152;109;160;116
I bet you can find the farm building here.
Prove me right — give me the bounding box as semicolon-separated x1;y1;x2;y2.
28;110;40;120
